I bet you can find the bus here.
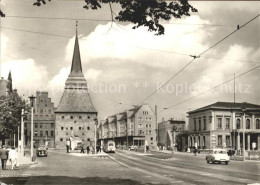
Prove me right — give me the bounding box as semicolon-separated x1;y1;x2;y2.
70;136;82;151
103;140;116;153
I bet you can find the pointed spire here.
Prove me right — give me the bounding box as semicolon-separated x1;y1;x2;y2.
8;70;13;93
8;70;12;81
69;20;83;77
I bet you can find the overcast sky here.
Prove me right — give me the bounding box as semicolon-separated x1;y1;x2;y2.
0;0;259;121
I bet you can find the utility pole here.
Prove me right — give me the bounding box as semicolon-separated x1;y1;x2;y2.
242;110;246;161
155;105;158;143
29;95;36;161
234;73;236;103
21;109;24;156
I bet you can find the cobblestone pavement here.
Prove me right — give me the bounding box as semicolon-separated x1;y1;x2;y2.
0;165;32;178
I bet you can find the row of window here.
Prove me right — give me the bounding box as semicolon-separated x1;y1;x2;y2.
138;124;152;128
217;117;231;129
35;123;54;129
194;118;207;131
34;130;54;137
61;126;91;130
138;117;152;121
236;118;260;129
143;111;149;115
190;135;231;147
138;130;152;135
61;115;92;119
59;138;91;142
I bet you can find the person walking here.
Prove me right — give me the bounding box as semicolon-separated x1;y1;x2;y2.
0;145;9;170
86;146;90;154
66;139;70;153
80;145;85;153
9;146;18;170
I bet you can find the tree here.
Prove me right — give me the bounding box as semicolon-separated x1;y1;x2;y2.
0;92;28;145
0;0;197;35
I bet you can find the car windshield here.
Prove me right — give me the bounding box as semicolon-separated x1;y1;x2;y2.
214;150;227;154
38;147;46;150
108;143;114;146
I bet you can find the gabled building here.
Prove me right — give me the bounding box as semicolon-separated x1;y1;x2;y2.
0;71;13;97
187;102;260;154
25;91;55;148
99;103;157;147
55;31;98;149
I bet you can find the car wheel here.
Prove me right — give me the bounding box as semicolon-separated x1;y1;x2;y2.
207;160;209;163
225;161;228;165
211;159;214;164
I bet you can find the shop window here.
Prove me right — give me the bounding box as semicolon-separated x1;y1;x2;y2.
236;119;241;129
256;119;260;129
246;119;250;129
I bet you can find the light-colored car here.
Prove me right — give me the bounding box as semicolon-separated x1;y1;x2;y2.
206;149;230;165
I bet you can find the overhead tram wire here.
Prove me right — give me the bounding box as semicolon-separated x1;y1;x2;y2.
5;15;247;28
2;25;257;64
158;64;260;114
0;26;71;38
137;13;260;105
5;15;111;22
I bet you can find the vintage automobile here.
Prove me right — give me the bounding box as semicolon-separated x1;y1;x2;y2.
206;149;230;165
36;145;48;157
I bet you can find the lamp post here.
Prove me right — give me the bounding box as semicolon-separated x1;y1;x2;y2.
29;95;36;161
242;108;246;161
94;118;98;154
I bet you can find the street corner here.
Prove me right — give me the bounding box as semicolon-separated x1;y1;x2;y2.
0;164;32;178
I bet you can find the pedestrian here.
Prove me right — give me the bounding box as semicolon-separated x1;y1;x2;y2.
86;146;90;154
80;145;85;153
0;145;9;170
66;139;70;153
9;146;18;170
193;147;198;156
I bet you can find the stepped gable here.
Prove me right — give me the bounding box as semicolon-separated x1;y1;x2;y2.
56;33;96;113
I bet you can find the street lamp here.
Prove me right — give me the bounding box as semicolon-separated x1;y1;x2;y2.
29;95;36;161
242;108;246;161
94;118;98;154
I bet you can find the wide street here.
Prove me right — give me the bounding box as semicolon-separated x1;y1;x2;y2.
0;149;259;185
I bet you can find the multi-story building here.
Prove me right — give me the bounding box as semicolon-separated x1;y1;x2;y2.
0;71;12;97
187;102;260;154
98;103;157;147
55;31;97;149
25;91;56;148
158;118;186;151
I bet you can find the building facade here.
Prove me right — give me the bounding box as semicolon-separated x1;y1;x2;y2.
98;103;157;147
0;72;12;97
158;119;186;151
187;102;260;154
25;91;56;148
55;32;97;149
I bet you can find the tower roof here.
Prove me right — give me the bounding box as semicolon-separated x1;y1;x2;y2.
69;34;84;77
56;29;97;114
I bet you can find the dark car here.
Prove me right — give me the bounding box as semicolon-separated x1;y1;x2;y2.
37;145;48;157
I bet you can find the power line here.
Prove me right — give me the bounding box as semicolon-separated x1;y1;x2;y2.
137;13;260;105
0;26;71;38
158;64;260;114
4;15;244;28
5;15;111;22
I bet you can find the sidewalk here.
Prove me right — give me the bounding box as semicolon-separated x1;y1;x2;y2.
48;149;109;158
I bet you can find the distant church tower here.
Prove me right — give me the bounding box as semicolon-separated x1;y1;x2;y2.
55;26;97;149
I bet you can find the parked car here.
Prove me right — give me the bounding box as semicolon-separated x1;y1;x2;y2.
37;145;48;157
206;149;230;165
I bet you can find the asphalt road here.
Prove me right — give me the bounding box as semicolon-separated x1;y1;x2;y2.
1;150;259;185
110;150;260;185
